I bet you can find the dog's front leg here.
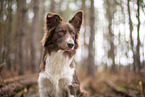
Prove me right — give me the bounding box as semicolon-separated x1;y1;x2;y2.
58;78;72;97
38;76;54;97
71;71;88;97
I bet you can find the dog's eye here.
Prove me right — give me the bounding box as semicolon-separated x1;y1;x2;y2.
71;31;76;36
57;31;64;36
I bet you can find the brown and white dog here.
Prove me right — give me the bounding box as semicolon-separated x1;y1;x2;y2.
38;11;86;97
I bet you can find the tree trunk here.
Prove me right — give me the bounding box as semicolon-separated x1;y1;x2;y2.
88;0;95;78
5;0;12;70
0;0;4;64
15;0;27;75
127;0;136;72
58;0;63;16
50;0;55;12
2;1;8;70
105;0;116;72
143;37;145;68
81;0;88;67
108;20;115;72
31;0;39;73
136;0;141;72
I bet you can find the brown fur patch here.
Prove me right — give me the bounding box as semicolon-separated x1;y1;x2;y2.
42;12;62;46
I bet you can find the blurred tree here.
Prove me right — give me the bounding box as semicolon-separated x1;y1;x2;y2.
88;0;95;78
39;0;45;49
136;0;141;72
81;0;86;32
15;0;27;75
50;0;55;12
127;0;136;72
58;0;63;16
104;0;116;72
2;0;9;70
143;36;145;68
31;0;40;73
39;0;45;31
0;0;4;64
80;0;88;67
0;0;144;75
5;0;12;70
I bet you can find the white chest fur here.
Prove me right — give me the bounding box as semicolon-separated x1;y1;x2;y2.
45;50;74;84
38;50;75;97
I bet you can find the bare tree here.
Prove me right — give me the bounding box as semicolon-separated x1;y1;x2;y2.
5;0;13;70
50;0;55;12
0;0;4;64
143;36;145;68
31;0;40;73
58;0;63;16
15;0;27;75
127;0;136;72
80;0;88;67
81;0;86;29
87;0;95;78
136;0;141;72
104;0;116;72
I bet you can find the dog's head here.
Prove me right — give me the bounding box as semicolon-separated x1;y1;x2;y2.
42;11;83;52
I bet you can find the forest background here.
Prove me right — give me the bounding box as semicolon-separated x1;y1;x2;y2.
0;0;145;96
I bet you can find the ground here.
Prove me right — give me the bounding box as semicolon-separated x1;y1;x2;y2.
0;68;145;97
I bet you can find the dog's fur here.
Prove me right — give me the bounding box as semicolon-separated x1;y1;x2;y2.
38;11;87;97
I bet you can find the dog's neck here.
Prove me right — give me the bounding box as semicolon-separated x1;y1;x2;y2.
45;50;74;77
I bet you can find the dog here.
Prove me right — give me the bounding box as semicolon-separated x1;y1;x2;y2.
38;11;87;97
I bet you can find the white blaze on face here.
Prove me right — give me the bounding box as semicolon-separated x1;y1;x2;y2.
65;34;75;50
66;34;74;44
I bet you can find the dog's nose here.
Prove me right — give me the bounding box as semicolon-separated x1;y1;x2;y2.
67;43;74;48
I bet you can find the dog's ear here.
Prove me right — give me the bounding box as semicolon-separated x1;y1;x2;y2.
69;10;83;31
45;12;62;29
42;13;62;47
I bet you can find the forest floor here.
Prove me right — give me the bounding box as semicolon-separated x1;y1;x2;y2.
0;68;145;97
78;68;145;97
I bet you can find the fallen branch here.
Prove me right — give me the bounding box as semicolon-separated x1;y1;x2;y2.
0;77;37;96
104;80;137;97
3;74;35;85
